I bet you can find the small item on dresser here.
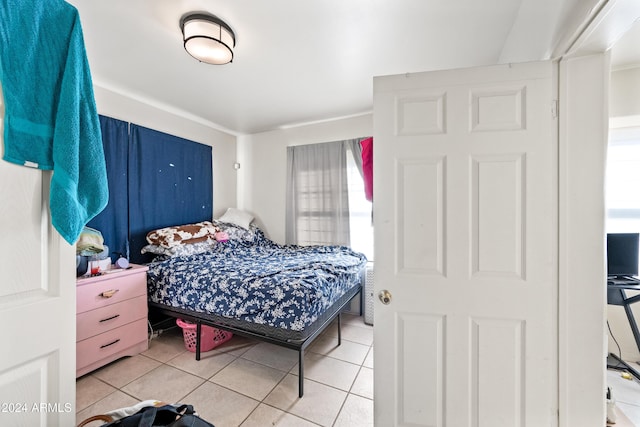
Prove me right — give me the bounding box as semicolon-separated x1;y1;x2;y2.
115;253;130;269
90;254;101;276
76;226;105;255
76;255;88;277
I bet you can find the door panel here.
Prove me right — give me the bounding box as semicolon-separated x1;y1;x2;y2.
471;154;524;278
396;157;446;276
374;61;557;427
0;83;76;426
0;161;44;299
397;313;445;427
471;317;524;426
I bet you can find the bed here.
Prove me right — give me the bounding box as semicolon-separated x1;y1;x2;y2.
143;217;367;397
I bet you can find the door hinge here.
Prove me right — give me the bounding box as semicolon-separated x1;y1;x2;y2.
551;99;558;119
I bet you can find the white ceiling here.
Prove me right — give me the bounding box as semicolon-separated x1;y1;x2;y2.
68;0;599;135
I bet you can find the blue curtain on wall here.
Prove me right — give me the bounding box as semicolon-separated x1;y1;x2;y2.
128;124;213;264
86;115;129;263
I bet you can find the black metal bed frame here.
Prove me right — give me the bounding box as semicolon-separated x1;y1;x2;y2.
149;285;363;398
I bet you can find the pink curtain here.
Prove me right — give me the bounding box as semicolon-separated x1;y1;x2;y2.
360;137;373;201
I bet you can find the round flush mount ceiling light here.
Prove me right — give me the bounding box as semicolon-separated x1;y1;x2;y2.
180;13;235;65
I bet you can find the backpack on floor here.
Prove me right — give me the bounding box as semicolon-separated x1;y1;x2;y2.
79;404;215;427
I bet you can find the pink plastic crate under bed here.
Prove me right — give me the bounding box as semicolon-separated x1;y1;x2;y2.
176;318;233;352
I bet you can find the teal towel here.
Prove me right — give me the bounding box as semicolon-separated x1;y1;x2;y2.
0;0;108;244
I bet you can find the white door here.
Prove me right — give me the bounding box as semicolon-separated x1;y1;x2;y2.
0;86;76;425
373;61;558;426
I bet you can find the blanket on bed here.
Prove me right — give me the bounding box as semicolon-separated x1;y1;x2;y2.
146;229;367;332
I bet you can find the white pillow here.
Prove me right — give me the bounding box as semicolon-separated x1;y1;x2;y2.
218;208;254;230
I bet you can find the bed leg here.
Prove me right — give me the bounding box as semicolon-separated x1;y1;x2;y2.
338;313;342;346
299;349;304;398
196;321;202;361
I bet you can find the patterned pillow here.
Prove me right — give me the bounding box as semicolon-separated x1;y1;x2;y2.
146;221;219;248
141;240;216;257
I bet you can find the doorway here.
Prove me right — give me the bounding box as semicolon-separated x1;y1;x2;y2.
604;24;640;423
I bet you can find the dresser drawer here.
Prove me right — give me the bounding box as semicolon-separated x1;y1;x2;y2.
76;318;148;370
77;270;147;313
77;295;148;341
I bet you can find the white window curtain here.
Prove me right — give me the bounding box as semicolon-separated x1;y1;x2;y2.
286;139;365;246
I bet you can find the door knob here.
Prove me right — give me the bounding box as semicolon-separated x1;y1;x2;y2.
378;290;392;305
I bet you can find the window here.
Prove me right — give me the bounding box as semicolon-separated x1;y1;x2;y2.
346;145;374;260
286;141;350;246
606;127;640;234
286;140;374;261
294;168;347;245
606;127;640;274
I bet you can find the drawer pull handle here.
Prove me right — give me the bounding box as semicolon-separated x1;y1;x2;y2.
100;339;120;349
99;314;121;323
99;289;119;298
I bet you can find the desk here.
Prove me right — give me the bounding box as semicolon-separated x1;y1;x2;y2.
607;278;640;380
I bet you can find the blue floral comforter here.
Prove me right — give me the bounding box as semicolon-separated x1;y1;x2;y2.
147;231;367;331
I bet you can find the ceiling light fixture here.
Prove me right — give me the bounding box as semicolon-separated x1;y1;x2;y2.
180;13;235;65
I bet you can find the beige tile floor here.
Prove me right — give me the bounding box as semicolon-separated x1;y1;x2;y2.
76;313;374;427
78;314;640;427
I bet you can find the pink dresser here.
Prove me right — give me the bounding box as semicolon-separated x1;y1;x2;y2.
76;264;149;377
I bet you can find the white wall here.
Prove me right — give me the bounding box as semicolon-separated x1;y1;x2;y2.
559;53;609;426
238;114;372;243
93;86;238;218
610;67;640;120
607;66;640;362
